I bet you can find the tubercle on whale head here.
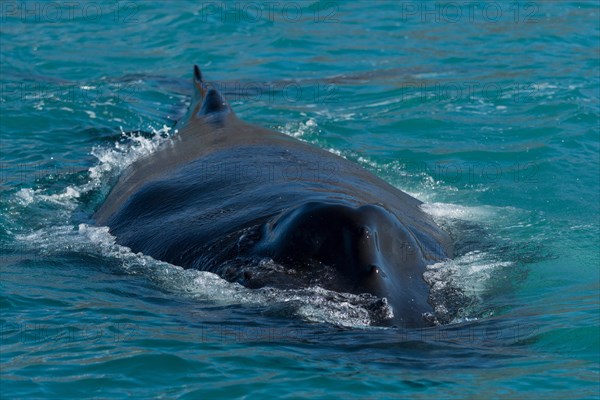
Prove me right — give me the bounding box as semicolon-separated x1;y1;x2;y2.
179;65;233;128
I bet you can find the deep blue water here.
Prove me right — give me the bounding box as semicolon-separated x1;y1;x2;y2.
1;1;599;398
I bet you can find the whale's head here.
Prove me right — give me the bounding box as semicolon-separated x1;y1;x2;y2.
254;201;436;327
179;65;232;128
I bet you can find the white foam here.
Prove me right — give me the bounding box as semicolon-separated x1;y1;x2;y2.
326;148;344;157
420;202;497;221
279;118;318;138
13;126;173;212
424;252;514;323
89;129;167;178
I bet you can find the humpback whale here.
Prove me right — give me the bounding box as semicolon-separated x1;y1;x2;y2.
94;66;453;327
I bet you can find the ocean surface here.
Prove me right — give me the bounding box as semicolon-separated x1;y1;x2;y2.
1;1;599;398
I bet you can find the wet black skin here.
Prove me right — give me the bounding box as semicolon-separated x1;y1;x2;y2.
94;66;453;327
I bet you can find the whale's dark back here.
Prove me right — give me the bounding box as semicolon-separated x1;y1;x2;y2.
94;66;453;327
95;119;451;266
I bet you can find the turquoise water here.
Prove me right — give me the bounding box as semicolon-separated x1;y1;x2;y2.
1;1;599;398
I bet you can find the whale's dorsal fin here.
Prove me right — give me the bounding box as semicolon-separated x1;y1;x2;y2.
177;65;232;128
192;65;231;117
